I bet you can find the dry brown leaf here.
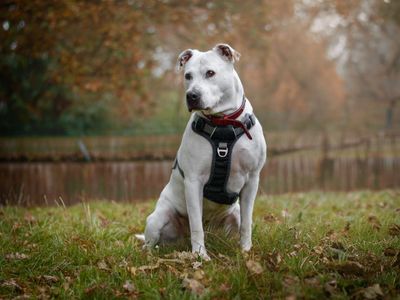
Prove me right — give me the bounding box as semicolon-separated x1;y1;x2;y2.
383;247;397;257
219;283;231;292
283;275;299;287
388;224;400;236
330;261;365;275
0;279;23;292
122;280;135;293
182;278;205;296
37;275;59;284
130;257;186;276
368;215;381;231
265;252;282;270
193;269;205;281
312;245;324;255
24;212;37;224
361;283;384;299
324;279;337;296
192;261;202;269
217;253;230;261
304;276;321;287
263;213;279;223
84;284;105;295
131;262;164;276
6;252;29;260
12;222;22;232
97;260;109;271
246;260;263;275
165;251;197;261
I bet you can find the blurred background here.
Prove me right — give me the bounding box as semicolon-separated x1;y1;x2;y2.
0;0;399;205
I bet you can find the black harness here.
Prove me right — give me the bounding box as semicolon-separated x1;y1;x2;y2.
173;112;256;205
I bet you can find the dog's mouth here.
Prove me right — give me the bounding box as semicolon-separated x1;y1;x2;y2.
188;106;211;113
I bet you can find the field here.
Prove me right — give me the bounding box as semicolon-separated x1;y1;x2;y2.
1;191;399;299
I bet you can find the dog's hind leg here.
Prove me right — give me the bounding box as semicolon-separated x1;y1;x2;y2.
144;205;188;247
221;203;240;236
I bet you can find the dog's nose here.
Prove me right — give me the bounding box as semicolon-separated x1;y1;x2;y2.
186;91;200;103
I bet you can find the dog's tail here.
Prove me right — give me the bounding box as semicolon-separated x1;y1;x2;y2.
134;234;145;242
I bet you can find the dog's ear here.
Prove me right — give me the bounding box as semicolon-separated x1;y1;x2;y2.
213;43;241;63
176;49;193;71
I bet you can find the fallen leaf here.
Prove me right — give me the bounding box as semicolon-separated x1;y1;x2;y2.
165;251;197;261
312;246;324;255
219;283;231;292
0;279;23;292
285;295;297;300
6;252;29;260
329;261;365;275
331;241;345;250
368;215;381;231
37;275;59;284
85;284;106;295
383;247;397;257
97;260;109;271
361;284;384;299
324;280;337;296
388;224;400;236
123;280;135;293
393;252;400;268
246;260;263;275
192;261;202;269
193;269;205;281
182;278;205;296
217;253;230;261
63;276;72;291
12;222;22;232
342;222;351;234
304;276;320;287
283;275;299;287
263;213;279;223
24;212;36;224
265;252;282;270
96;212;110;227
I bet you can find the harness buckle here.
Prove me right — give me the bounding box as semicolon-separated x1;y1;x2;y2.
217;143;228;158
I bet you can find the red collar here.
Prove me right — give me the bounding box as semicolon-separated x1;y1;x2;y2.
202;96;253;140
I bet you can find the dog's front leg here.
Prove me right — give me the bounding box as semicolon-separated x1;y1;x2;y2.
184;178;210;260
239;174;260;252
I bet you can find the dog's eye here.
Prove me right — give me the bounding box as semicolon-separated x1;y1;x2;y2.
185;73;192;80
206;70;215;78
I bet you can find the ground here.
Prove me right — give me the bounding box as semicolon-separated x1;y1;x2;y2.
0;191;399;299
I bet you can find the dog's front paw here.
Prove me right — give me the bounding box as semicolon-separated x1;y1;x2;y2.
192;247;211;261
240;240;252;252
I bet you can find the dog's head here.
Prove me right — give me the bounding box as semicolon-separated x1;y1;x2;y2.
177;43;242;114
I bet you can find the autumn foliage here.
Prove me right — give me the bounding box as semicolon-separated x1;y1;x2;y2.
0;0;398;135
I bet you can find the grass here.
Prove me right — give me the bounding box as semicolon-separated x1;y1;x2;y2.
1;191;399;299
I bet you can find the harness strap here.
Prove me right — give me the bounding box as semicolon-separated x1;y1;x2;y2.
191;112;256;205
172;158;185;178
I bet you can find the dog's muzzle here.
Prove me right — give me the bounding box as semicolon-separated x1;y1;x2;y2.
186;91;203;112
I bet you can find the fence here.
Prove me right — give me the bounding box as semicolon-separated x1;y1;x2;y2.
0;131;399;205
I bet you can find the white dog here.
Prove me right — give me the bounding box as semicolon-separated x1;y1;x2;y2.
142;44;266;260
